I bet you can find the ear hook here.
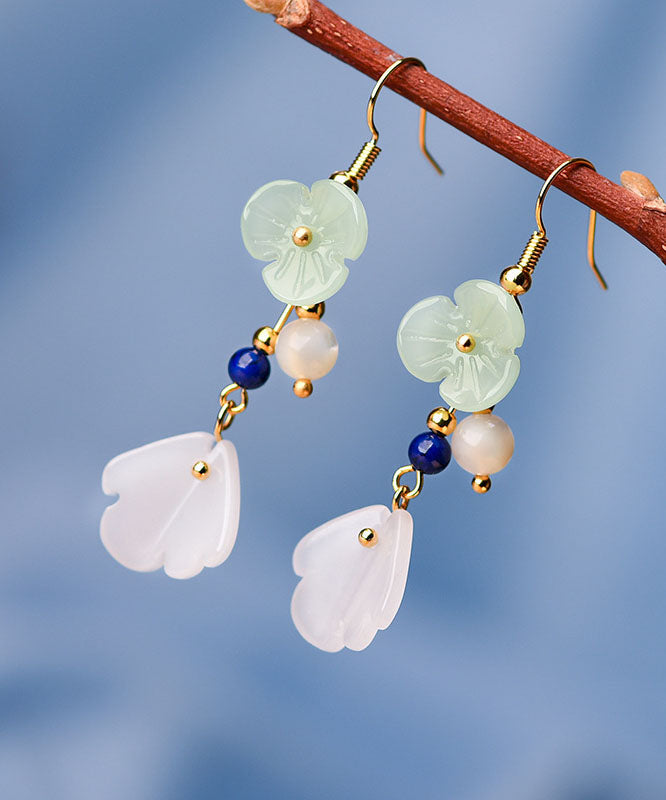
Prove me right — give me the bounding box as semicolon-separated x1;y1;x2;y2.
535;157;607;290
330;56;443;192
500;157;608;296
366;57;444;175
418;109;443;176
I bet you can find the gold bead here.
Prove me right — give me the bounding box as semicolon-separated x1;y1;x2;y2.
329;171;359;193
427;407;457;436
192;460;210;480
471;474;491;493
500;266;532;295
292;225;313;247
455;333;476;353
358;528;378;548
293;378;313;398
252;326;278;354
296;302;325;320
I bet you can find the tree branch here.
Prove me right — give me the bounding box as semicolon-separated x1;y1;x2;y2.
245;0;666;265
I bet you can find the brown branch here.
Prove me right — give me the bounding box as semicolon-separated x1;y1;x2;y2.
245;0;666;265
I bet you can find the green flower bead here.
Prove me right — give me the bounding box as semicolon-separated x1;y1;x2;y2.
241;179;368;307
397;279;525;412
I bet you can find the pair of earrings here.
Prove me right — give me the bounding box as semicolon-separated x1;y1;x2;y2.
100;58;606;652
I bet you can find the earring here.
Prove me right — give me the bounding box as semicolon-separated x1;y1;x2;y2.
99;57;441;580
290;157;607;652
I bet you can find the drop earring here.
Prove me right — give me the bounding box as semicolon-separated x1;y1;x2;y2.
99;57;441;579
290;157;607;652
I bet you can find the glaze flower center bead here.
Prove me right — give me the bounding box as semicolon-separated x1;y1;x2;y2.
455;332;476;353
397;279;525;412
241;179;368;307
292;226;313;247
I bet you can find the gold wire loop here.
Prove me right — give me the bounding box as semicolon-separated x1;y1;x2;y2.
219;383;248;413
392;485;410;511
391;464;424;503
214;403;235;440
535;157;607;289
214;383;249;440
226;399;245;417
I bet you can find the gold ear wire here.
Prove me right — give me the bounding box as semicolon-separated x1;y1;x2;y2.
366;58;443;175
418;108;444;176
501;157;607;295
330;56;443;192
535;158;607;289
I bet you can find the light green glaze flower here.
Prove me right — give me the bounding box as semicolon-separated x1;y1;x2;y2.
397;279;525;412
241;179;368;307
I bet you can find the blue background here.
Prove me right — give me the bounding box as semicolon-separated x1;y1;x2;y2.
2;1;665;797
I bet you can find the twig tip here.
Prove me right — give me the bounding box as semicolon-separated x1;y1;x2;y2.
243;0;288;13
621;170;666;212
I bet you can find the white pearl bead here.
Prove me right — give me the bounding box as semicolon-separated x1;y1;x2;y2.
275;318;338;380
450;413;514;475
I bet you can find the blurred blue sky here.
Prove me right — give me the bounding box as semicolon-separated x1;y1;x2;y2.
1;1;665;798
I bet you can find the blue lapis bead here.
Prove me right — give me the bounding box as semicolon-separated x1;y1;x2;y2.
408;431;452;475
228;347;271;389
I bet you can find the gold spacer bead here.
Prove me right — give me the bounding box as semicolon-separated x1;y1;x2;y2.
500;266;532;296
296;302;325;320
292;226;313;247
293;378;313;398
192;460;210;480
329;171;359;194
252;326;278;355
471;474;491;494
455;332;476;353
427;407;457;436
358;528;378;548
